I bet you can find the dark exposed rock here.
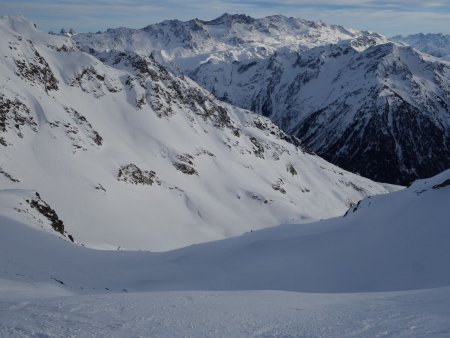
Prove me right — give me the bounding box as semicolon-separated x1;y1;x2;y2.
173;154;198;175
71;67;104;84
117;164;161;185
238;61;257;73
27;192;65;235
64;107;103;148
136;95;146;109
176;153;194;165
173;162;198;175
250;117;306;150
95;183;106;192
433;179;450;190
70;66;119;96
287;163;297;176
13;44;58;91
249;136;265;158
0;94;37;141
251;194;272;204
195;149;215;157
51;277;65;285
0;166;20;182
347;200;362;216
104;51;242;134
272;179;287;194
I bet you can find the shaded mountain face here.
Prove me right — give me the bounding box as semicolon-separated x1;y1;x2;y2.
0;16;396;251
191;40;450;185
391;33;450;61
74;14;450;185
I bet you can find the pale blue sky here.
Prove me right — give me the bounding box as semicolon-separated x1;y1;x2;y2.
2;0;450;36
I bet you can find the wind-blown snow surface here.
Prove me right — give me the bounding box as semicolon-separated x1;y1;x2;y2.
0;170;449;336
0;15;396;251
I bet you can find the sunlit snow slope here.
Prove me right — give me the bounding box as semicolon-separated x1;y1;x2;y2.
0;170;449;337
75;14;450;185
1;169;449;293
0;15;396;250
74;13;382;72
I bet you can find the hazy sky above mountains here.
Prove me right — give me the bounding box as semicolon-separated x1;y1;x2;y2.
2;0;450;36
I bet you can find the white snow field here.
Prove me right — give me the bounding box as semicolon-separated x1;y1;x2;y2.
1;169;449;337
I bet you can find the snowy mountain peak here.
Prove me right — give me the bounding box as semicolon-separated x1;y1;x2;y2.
0;17;397;250
0;15;77;51
74;13;383;72
391;33;450;61
206;13;256;25
0;15;37;33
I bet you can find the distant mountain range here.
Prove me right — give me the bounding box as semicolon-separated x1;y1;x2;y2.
391;33;450;61
74;14;450;185
191;41;450;185
74;13;382;72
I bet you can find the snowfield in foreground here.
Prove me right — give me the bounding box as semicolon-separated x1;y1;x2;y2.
2;285;450;337
0;169;449;336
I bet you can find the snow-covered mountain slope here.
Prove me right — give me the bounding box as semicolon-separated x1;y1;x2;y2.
74;14;449;185
1;168;449;293
1;169;449;336
0;15;396;250
192;41;450;185
392;33;450;61
74;13;386;72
